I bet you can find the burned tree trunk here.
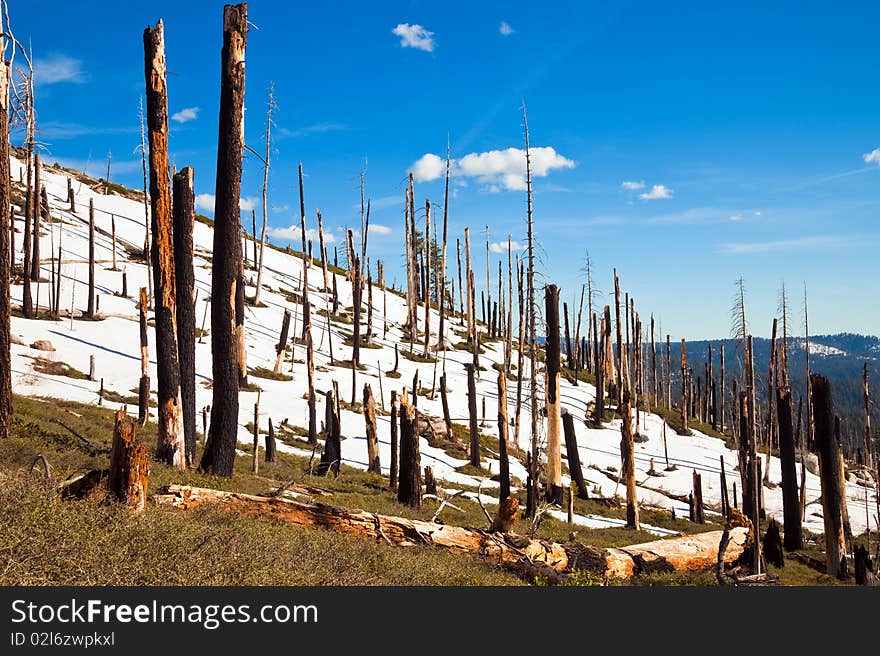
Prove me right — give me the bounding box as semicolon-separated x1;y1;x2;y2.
199;4;247;477
563;411;588;500
497;371;511;502
107;409;149;513
692;470;705;524
0;61;11;440
620;393;640;529
864;363;873;471
144;21;185;468
680;339;689;434
811;373;848;579
777;385;802;550
466;363;480;468
440;373;452;436
31;153;41;281
364;383;380;475
306;329;317;445
545;284;563;505
87;199;96;318
317;388;341;476
138;287;150;425
173;167;196;467
274;310;291;375
265;418;277;463
397;400;421;508
390;390;399;490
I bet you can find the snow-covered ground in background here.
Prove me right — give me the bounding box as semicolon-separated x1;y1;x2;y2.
6;155;875;537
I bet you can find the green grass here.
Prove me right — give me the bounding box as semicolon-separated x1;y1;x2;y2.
250;366;294;382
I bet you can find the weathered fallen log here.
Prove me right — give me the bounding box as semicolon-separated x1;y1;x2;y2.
152;484;750;581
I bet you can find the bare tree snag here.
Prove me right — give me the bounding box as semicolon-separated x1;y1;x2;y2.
0;60;11;439
614;269;623;406
523;102;538;518
811;373;848;579
692;470;705;524
172;167;196;467
364;383;380;474
107;409;148;513
274;310;291;375
397;400;421;508
545;284;563;504
306;330;317;445
620;393;640;529
252;392;260;474
864;362;873;471
390;390;399;490
466;363;480;468
199;4;247;477
423;199;431;356
253;86;274;307
497;371;511;501
31;152;41;281
143;21;185;468
440;373;452;437
265;417;277;463
680;339;689;434
563;411;588;500
138;287;150;424
87;199;96;318
777;385;802;550
436;149;450;350
317;388;341;476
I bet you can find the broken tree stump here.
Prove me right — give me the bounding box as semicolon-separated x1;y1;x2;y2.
107;409;149;513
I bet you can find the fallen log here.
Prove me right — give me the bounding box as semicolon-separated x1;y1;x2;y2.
152;484;750;581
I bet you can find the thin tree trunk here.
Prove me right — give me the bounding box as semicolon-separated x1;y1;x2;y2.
680;339;689;434
864;362;873;471
620;393;640;529
364;384;380;474
31;153;41;281
172;167;196;467
199;4;247;477
563;411;588;500
306;331;317;445
265;417;277;463
440;373;452;436
138;287;150;424
144;21;185;468
253;86;274;306
87;199;96;318
497;370;511;501
274;310;291;375
390;390;399;490
467;363;480;469
0;60;12;439
317;388;341;476
545;284;563;504
397;400;421;508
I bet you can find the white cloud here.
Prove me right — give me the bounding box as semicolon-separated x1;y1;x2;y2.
268;226;336;243
499;21;515;36
195;193;259;214
368;224;393;235
719;235;855;254
411;153;445;182
639;184;673;200
620;180;645;190
171;107;200;124
33;54;86;85
278;123;347;138
392;23;435;52
863;148;880;166
412;147;574;190
729;213;743;221
489;240;523;253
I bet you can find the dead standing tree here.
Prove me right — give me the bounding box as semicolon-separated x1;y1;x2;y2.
199;4;247;477
0;58;11;439
811;374;848;579
252;84;275;307
620;392;639;530
173;167;196;466
138;287;150;424
545;284;563;505
776;384;802;550
143;20;185;468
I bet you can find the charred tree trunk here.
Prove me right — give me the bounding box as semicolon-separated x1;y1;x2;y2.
497;371;511;501
680;339;689;434
397;400;421;508
545;284;563;505
306;329;317;445
199;5;247;477
777;385;802;550
31;153;41;282
107;409;149;513
864;363;873;471
144;21;185;468
87;199;96;318
138;287;150;425
440;373;452;437
563;411;588;500
466;363;480;469
265;418;277;463
811;373;848;579
274;310;291;375
614;270;623;407
173;167;196;467
0;61;11;439
390;390;399;490
317;388;341;476
692;470;705;524
364;384;380;474
620;393;640;529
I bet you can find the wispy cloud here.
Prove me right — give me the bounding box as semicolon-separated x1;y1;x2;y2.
368;224;392;235
639;184;673;200
718;235;859;254
171;107;200;124
489;240;523;253
270;204;290;213
620;180;645;190
499;21;515;36
412;146;574;191
392;23;436;52
33;54;86;86
39;121;136;140
278;123;348;138
195;193;259;214
268;225;336;243
863;147;880;166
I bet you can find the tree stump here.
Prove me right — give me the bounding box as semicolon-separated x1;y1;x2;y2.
762;517;784;568
107;409;148;513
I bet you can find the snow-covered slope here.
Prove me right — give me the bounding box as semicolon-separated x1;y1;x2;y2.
7;155;873;537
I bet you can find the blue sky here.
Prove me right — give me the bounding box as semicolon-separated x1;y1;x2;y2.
11;0;880;340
